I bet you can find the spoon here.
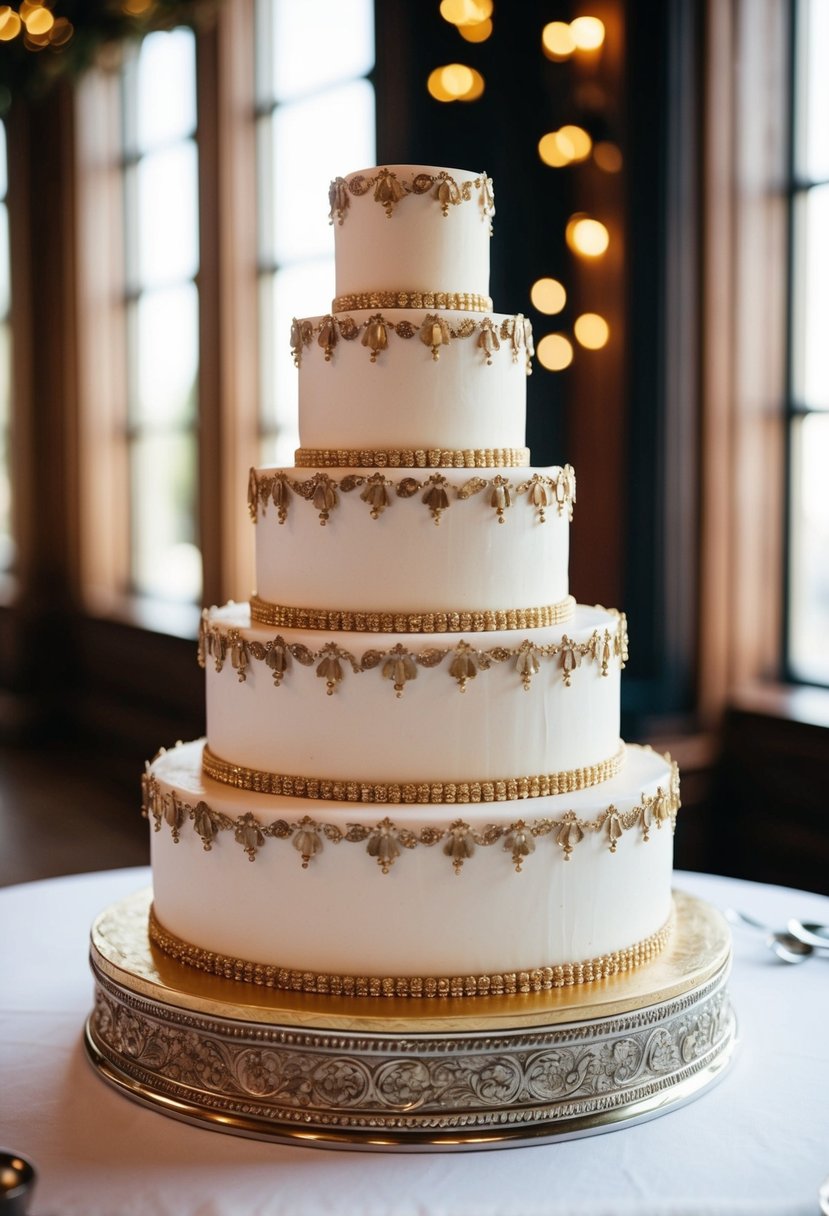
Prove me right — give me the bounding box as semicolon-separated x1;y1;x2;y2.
766;932;817;965
726;908;829;946
786;919;829;950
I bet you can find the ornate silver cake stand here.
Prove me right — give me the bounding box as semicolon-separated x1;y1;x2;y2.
84;888;736;1151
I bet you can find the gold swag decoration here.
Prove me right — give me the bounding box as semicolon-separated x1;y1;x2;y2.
328;168;495;227
144;749;678;871
290;311;533;370
247;467;576;526
198;610;627;694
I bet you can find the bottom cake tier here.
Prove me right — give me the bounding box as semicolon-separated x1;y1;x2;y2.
146;741;679;995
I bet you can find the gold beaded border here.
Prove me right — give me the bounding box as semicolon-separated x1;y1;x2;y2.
329;168;494;226
248;595;576;634
332;290;492;313
201;744;626;805
148;904;672;998
293;448;531;470
144;750;680;870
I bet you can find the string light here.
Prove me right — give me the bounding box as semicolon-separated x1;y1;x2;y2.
0;8;22;39
593;141;623;173
537;333;574;372
530;278;567;315
570;16;605;50
566;214;610;257
541;21;575;60
556;125;592;162
427;63;485;102
574;313;610;349
440;0;492;24
458;17;492;42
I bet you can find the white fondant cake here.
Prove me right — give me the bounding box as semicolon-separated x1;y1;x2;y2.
146;164;680;996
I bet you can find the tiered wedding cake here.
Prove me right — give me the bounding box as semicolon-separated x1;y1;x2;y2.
143;165;680;998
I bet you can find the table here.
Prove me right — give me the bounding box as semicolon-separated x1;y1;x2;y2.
1;868;827;1216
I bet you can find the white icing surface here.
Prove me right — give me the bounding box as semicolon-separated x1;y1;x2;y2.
150;740;676;977
252;464;570;613
203;602;622;782
333;165;492;300
296;310;527;452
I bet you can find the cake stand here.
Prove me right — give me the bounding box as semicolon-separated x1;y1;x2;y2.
84;888;736;1151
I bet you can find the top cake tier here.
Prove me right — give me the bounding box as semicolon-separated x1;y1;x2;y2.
330;165;494;305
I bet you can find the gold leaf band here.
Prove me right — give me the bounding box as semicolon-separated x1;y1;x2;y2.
294;447;531;469
332;290;493;313
148;903;671;998
201;744;626;805
249;594;576;633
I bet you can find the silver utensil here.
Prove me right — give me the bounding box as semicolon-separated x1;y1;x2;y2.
766;932;818;965
0;1150;36;1215
725;908;829;964
786;918;829;950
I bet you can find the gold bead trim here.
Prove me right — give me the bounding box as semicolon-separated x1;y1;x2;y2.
144;749;680;870
200;608;626;693
248;595;577;634
290;312;533;369
148;904;672;998
200;744;627;805
293;448;531;470
248;467;574;524
332;290;493;313
329;168;495;226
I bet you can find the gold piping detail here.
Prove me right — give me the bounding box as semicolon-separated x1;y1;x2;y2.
332;290;492;313
148;904;672;997
293;448;531;470
200;744;627;805
248;595;577;634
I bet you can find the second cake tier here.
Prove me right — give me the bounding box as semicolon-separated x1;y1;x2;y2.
200;602;626;789
249;463;574;619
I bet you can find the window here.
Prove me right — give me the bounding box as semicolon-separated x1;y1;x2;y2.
121;28;202;605
787;0;829;685
255;0;375;466
0;119;11;573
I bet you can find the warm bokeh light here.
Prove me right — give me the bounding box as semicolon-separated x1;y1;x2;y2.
442;62;474;96
123;0;155;13
593;141;623;173
462;67;485;99
0;8;21;39
458;17;492;42
24;5;54;35
530;277;567;315
440;0;493;25
538;132;570;167
428;63;484;102
574;312;610;349
541;20;575;60
427;67;454;102
537;333;574;371
48;16;73;45
570;15;605;50
18;0;38;19
566;214;610;257
557;125;592;162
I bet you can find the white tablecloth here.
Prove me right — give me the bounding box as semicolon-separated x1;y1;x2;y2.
1;867;827;1216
